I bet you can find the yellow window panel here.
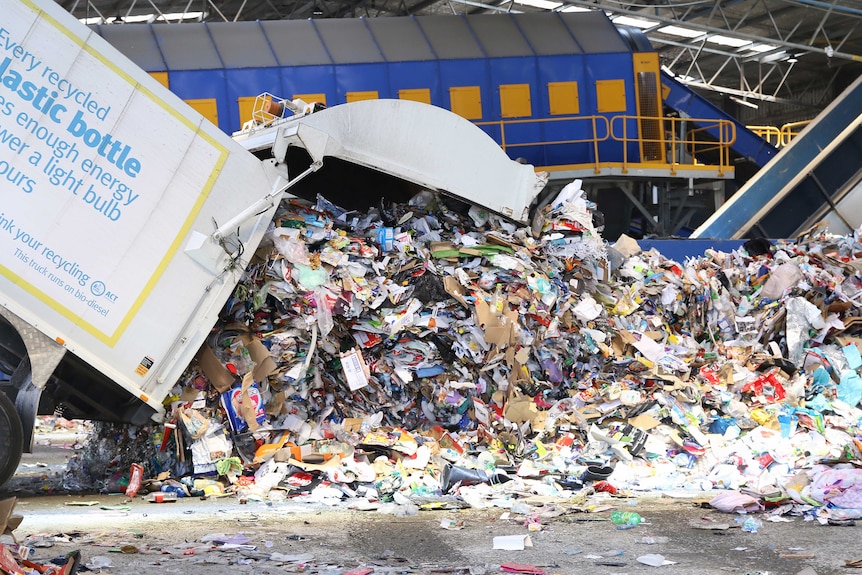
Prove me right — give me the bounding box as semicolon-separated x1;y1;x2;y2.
293;93;327;106
449;86;482;120
185;98;218;126
595;79;627;113
398;88;431;104
548;81;579;115
346;91;379;103
149;71;169;89
499;83;532;118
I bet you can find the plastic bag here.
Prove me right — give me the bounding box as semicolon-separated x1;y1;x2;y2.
838;370;862;407
180;407;210;440
273;235;311;266
709;490;763;513
294;264;328;290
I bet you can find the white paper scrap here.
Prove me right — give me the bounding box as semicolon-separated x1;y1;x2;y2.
492;535;533;550
340;348;369;391
637;554;676;567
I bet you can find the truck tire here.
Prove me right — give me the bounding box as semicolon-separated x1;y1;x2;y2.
0;392;23;487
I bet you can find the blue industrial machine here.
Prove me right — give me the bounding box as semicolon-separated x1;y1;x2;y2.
95;12;771;170
93;11;779;239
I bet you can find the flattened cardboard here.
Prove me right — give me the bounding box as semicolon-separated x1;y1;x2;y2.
0;497;22;535
475;298;519;348
341;418;364;433
240;334;278;382
197;345;235;393
504;393;539;423
240;372;262;432
443;276;470;308
628;413;662;431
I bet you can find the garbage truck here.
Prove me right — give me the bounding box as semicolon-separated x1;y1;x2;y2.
0;0;547;487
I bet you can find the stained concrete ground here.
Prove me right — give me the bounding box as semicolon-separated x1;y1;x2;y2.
2;427;861;575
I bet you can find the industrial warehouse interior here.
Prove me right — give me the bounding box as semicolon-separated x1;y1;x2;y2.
2;1;862;574
54;0;862;241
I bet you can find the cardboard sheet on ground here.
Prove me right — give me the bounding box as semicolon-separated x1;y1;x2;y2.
0;498;22;535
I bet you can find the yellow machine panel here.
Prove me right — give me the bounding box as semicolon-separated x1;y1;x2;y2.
399;88;432;104
149;71;169;89
499;83;532;118
633;52;665;162
595;79;627;113
184;98;219;126
548;81;580;115
237;95;258;126
449;86;483;120
294;93;328;106
346;91;380;103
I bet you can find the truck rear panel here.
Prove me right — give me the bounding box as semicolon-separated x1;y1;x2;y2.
1;0;276;420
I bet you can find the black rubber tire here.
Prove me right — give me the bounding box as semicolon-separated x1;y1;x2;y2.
0;391;23;488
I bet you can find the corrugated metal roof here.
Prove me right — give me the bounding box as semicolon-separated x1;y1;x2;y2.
259;20;333;66
312;18;385;63
150;24;222;70
208;21;278;68
95;25;165;71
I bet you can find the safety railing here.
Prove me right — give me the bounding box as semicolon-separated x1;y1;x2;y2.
475;114;736;176
780;120;812;146
475;115;612;174
610;115;736;177
748;125;782;147
747;120;812;148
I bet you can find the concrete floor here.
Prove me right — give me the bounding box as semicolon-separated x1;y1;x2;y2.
2;433;861;575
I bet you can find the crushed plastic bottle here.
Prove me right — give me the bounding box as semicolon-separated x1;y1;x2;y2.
741;517;762;533
610;510;643;526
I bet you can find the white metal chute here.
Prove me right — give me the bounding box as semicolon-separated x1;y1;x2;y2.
236;99;548;223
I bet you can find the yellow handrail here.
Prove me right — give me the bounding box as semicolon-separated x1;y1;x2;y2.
748;125;782;147
780;120;812;146
476;114;735;176
475;115;611;174
746;121;812;148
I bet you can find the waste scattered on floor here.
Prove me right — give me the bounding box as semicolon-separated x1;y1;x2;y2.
46;180;862;527
0;498;80;575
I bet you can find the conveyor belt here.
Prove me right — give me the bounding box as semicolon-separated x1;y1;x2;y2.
693;74;862;240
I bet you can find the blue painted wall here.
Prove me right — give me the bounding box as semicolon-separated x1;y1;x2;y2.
163;47;647;167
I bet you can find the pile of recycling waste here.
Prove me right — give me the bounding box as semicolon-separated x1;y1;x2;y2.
64;180;862;522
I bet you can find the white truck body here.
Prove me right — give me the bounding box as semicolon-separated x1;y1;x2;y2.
0;0;280;420
0;0;548;486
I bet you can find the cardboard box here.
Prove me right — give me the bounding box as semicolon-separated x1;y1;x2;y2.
0;498;22;536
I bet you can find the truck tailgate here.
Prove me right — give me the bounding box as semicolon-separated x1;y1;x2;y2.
1;0;276;419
